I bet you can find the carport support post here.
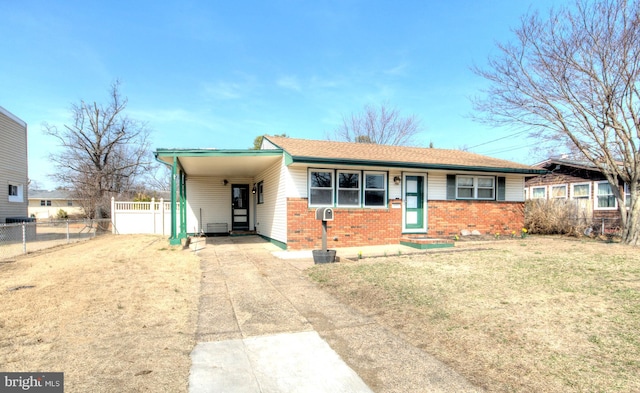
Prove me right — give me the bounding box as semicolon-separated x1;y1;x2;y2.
322;220;327;252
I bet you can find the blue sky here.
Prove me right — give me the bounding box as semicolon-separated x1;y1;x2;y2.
1;0;560;190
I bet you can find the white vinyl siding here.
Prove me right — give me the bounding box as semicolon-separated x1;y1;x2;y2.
416;172;525;201
186;176;253;233
0;107;28;221
255;159;287;244
427;173;447;200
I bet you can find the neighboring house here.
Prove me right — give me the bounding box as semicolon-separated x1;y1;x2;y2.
28;189;85;219
0;106;28;223
525;157;629;226
154;136;545;249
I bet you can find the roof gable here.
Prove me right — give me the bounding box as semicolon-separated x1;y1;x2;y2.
264;135;543;174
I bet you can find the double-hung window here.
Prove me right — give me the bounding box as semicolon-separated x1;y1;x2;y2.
7;184;23;203
531;186;546;199
571;182;591;209
364;172;386;207
550;185;567;199
625;183;631;208
309;170;334;206
257;181;264;204
40;200;52;206
595;181;616;209
337;171;360;207
457;176;495;200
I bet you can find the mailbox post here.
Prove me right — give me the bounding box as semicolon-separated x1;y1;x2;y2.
313;207;335;263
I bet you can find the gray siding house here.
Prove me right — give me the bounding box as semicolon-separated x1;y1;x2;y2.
0;106;28;222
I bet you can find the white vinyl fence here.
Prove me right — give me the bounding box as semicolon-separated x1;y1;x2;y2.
111;197;172;235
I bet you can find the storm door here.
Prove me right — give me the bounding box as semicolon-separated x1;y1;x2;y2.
403;174;426;232
232;184;250;231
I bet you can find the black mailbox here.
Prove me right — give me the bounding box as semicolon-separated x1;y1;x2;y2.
315;207;334;221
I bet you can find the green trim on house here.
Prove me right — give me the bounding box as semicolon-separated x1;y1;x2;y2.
400;240;455;249
155;149;283;158
284;151;294;166
288;156;547;175
258;234;287;250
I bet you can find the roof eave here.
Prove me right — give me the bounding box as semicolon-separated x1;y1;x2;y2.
289;156;547;175
155;148;283;157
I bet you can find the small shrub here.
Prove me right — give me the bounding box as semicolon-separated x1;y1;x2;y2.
56;209;69;219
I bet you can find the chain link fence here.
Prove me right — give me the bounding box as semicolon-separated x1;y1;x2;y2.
0;219;113;261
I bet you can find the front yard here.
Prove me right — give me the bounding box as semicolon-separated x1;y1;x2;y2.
310;236;640;392
0;235;201;393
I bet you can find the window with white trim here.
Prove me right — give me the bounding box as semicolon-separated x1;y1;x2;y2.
40;200;52;206
257;181;264;204
337;171;360;207
595;181;617;209
550;184;567;199
456;176;495;199
309;170;334;206
531;186;546;199
571;183;590;199
8;184;23;203
625;183;631;208
364;172;386;207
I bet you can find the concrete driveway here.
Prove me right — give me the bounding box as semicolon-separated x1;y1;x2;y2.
189;236;483;393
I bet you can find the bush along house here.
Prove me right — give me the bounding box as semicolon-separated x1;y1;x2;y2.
154;136;545;250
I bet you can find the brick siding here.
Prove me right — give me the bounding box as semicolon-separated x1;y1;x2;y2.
286;197;525;249
428;200;525;236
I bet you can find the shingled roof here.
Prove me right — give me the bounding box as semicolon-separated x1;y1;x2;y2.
264;136;544;174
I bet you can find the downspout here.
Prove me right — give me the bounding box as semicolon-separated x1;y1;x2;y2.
179;170;187;239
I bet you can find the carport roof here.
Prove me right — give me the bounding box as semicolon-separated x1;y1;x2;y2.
155;148;283;177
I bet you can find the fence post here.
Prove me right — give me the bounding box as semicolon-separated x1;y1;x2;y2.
152;197;156;235
160;198;165;237
111;197;116;234
66;220;70;243
22;222;27;254
602;218;605;235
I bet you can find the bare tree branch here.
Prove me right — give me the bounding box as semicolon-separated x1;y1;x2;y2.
329;102;423;146
472;0;640;244
43;81;157;218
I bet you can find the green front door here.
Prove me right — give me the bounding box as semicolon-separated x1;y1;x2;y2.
404;175;425;231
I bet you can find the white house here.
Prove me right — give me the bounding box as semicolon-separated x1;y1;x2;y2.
28;189;85;219
154;136;545;250
0;106;28;223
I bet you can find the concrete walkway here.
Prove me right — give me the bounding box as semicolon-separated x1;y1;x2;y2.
188;236;483;393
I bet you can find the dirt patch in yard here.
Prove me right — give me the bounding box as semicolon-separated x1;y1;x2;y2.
310;236;640;392
0;234;201;393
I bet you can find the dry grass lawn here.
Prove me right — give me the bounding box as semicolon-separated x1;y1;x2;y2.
310;236;640;392
0;235;201;392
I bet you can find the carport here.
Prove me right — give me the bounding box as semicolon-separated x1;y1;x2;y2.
154;148;283;245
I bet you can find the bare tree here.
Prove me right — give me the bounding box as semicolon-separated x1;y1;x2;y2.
472;0;640;244
330;102;422;146
44;81;154;218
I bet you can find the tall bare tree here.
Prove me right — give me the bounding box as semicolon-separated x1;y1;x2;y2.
331;102;422;146
44;81;153;218
472;0;640;245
